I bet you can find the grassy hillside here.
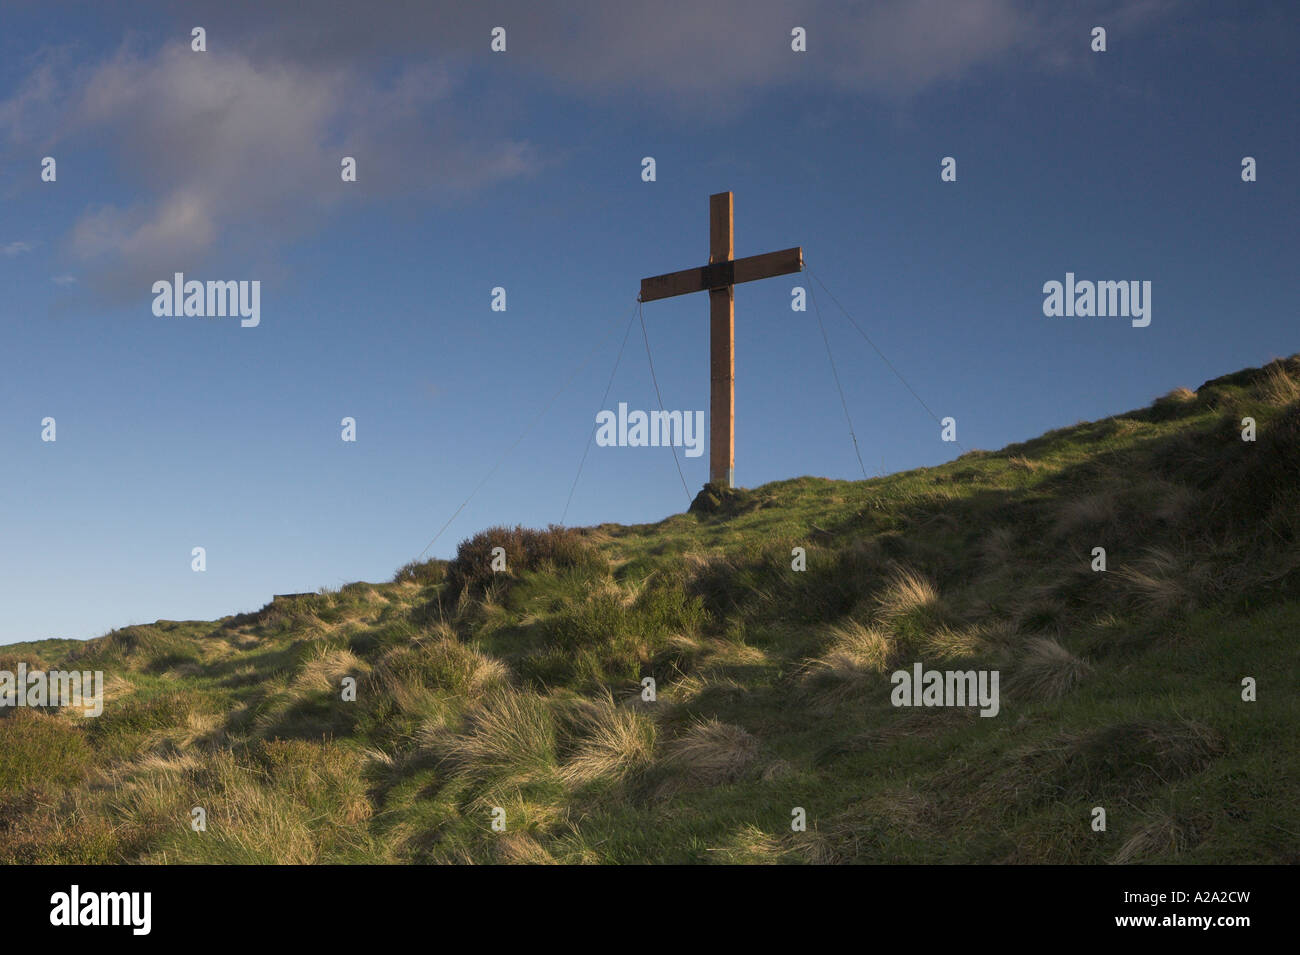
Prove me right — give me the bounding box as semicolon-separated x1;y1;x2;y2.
3;356;1298;864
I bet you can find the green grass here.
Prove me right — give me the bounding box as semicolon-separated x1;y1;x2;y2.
2;354;1298;864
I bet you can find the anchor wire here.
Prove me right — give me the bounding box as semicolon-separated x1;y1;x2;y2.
561;303;639;524
807;275;870;480
805;262;969;456
638;299;693;505
415;297;641;561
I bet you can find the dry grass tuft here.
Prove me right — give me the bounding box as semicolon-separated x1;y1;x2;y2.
434;689;557;788
138;708;224;754
1006;455;1042;473
972;719;1225;811
800;620;894;709
873;566;939;622
823;619;894;672
120;742;379;864
292;646;369;695
1008;637;1092;700
1052;491;1117;536
655;718;758;796
979;526;1017;568
919;624;986;662
709;824;786;863
1115;547;1214;616
969;618;1022;649
558;692;656;787
493;831;558;865
1259;360;1300;407
1139;479;1199;525
665;671;748;707
1111;813;1193;864
370;637;509;717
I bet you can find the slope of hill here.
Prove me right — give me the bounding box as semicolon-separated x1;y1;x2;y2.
2;356;1298;864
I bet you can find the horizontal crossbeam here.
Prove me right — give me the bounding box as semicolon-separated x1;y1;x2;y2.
639;247;803;303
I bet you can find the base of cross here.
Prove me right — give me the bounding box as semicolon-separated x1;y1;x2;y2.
688;481;757;516
640;192;803;501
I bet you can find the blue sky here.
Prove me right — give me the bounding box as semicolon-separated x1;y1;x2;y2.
1;0;1296;644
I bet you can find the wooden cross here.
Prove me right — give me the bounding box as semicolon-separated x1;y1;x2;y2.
639;191;802;488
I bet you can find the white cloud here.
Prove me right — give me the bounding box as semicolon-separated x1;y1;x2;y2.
2;44;537;299
0;0;1181;302
168;0;1035;101
3;241;35;256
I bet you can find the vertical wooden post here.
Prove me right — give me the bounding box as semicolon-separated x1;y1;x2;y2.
709;191;735;488
640;192;799;492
